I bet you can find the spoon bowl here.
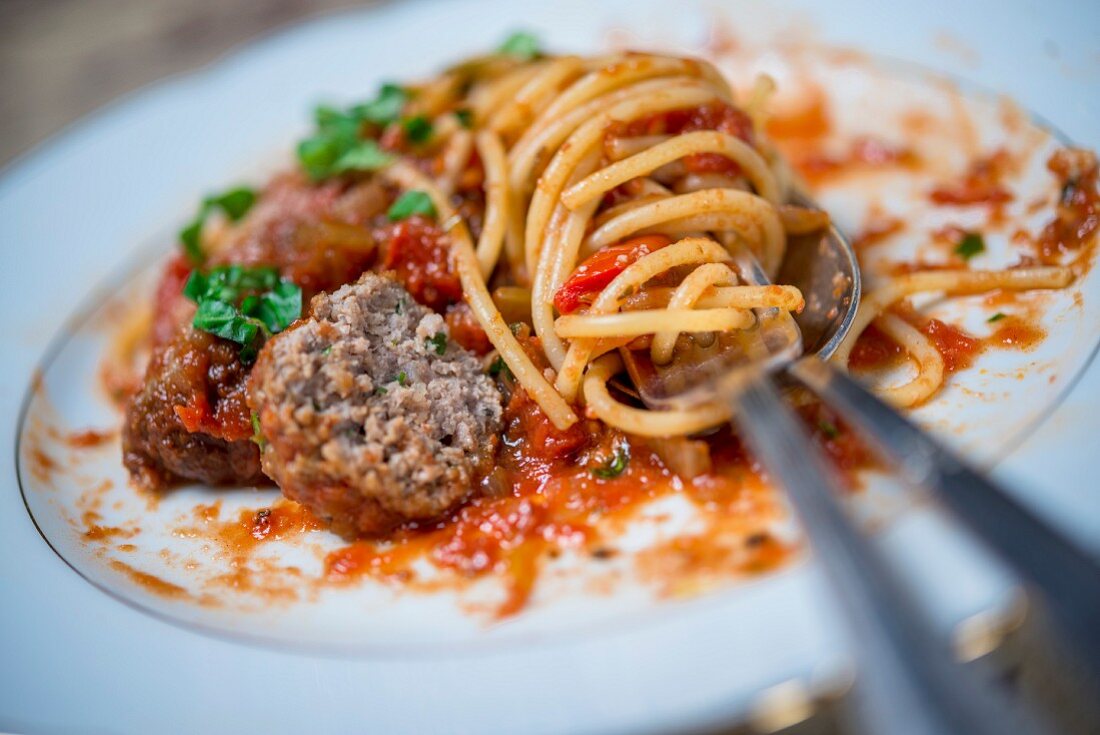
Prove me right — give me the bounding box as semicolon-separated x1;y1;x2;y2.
621;196;861;411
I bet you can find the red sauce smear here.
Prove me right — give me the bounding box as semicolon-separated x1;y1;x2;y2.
850;307;1045;378
929;149;1014;206
797;137;918;185
1037;148;1100;264
67;429;115;448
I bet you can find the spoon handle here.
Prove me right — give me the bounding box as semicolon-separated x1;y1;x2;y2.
732;378;1051;735
789;356;1100;682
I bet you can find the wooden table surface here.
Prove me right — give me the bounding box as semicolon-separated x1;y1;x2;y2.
0;0;375;165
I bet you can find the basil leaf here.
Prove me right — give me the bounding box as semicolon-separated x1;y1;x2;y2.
297;135;343;180
498;31;541;60
454;108;474;129
591;444;630;479
250;411;267;449
182;270;208;301
353;83;407;126
426;331;447;356
180;217;206;265
402;115;433;144
332;139;393;174
179;186;257;263
488;356;513;380
387;190;437;221
193;299;263;346
255;281;302;333
206;187;256;222
988;312;1007;323
954;232;985;260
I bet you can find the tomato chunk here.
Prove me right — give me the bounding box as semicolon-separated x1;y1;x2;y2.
553;235;672;314
380;215;464;311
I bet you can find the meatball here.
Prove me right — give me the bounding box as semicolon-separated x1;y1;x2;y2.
248;273;503;537
123;327;266;489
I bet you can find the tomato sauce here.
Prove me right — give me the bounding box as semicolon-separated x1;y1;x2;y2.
608;102;755;175
929;149;1014;206
850;306;1044;381
379;215;463;311
796;136;918;185
1037;148;1100;264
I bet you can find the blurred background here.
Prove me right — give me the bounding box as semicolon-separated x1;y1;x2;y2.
0;0;378;165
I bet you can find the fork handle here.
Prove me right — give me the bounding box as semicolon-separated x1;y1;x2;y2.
733;380;1049;735
789;356;1100;682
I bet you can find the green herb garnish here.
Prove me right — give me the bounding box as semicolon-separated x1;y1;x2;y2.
322;345;333;356
179;186;257;264
988;312;1007;323
183;264;302;362
488;356;513;380
396;371;408;386
250;411;267;450
954;231;985;260
818;420;840;439
402;115;433;144
354;83;407;126
297;84;405;180
498;31;541;60
454;108;474;129
375;385;388;395
592;444;630;479
387;190;437;221
427;331;447;356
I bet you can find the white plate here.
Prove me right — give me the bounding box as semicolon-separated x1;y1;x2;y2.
3;1;1099;733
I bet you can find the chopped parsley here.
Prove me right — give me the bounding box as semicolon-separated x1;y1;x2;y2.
427;331;447;356
183;265;302;363
954;231;985;260
396;371;408;386
988;312;1007;323
375;385;388;395
296;84;406;180
387;190;437;221
454;108;474;129
488;355;513;380
402;115;433;144
591;444;630;479
179;186;257;264
498;31;541;60
355;83;407;125
818;420;840;439
322;345;334;356
250;411;267;450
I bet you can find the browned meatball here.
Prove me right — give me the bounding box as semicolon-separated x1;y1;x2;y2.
248;273;503;537
123;327;266;489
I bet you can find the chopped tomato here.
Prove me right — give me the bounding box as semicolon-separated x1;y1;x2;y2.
445;302;492;355
173;395;215;434
553;235;672;314
610;103;755;175
379;215;464;311
502;387;590;461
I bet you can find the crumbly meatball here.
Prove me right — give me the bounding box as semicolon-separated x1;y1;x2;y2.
248;273;503;537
